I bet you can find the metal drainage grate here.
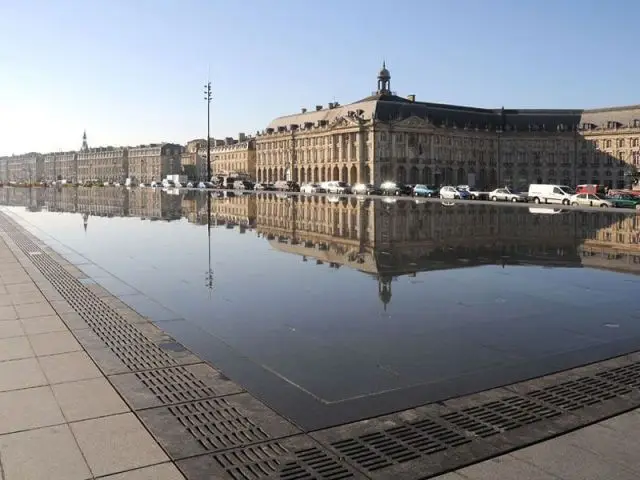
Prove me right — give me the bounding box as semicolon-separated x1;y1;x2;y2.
169;398;270;451
135;366;222;405
280;447;355;480
526;376;632;412
214;443;355;480
596;362;640;390
331;418;469;472
441;395;561;438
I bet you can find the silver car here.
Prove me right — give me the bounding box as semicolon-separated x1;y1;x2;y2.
570;193;612;208
490;188;528;202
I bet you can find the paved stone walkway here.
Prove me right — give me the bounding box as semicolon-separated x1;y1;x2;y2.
0;235;184;479
435;408;640;480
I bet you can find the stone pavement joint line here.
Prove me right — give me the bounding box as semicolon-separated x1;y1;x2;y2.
1;210;640;479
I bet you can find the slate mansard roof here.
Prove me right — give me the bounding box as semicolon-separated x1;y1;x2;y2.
267;93;585;133
266;66;640;133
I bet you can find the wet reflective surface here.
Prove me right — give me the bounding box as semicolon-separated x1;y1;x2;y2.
3;186;640;430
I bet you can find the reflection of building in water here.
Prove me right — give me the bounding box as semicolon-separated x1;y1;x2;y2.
579;214;640;273
128;188;162;219
76;187;129;217
256;196;640;306
257;196;582;273
0;187;44;211
181;192;209;225
42;187;77;213
210;194;257;231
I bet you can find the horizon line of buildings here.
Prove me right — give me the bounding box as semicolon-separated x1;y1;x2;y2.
5;63;640;188
0;131;257;185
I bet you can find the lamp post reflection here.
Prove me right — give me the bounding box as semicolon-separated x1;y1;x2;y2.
204;193;214;294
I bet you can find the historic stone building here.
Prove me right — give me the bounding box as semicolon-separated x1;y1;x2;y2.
4;153;44;183
0;157;8;183
43;151;78;183
182;139;208;180
127;143;182;184
211;134;256;180
77;147;128;184
256;64;638;189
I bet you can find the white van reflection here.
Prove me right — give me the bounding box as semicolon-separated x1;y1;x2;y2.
528;207;569;215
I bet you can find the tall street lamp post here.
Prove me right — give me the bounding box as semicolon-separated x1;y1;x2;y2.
204;81;212;181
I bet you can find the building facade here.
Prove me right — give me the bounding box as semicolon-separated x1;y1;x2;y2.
77;147;128;184
43;151;78;183
182;139;207;180
5;153;44;183
256;64;638;190
211;133;257;180
128;143;182;184
0;157;8;183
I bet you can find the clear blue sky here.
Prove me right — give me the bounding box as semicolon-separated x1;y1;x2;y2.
1;0;639;156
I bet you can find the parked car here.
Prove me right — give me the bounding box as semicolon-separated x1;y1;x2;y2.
352;183;381;195
274;180;300;192
254;182;275;191
380;181;413;196
233;180;254;190
570;193;612;208
606;193;640;209
412;184;438;197
489;188;528;202
528;184;574;205
322;181;352;194
439;185;470;200
459;185;488;200
300;183;327;194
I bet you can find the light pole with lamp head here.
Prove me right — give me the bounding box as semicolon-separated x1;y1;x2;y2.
204;81;212;181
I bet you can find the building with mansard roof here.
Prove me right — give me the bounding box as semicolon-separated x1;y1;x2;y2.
256;64;640;190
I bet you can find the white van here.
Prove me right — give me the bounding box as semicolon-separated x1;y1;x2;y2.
527;184;574;205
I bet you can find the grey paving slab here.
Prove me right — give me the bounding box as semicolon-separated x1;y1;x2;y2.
455;454;562;479
98;462;186;479
52;377;129;422
0;304;17;320
28;330;82;356
70;412;169;477
510;437;640;480
0;335;34;362
0;357;48;392
0;424;92;480
0;386;65;434
15;301;56;318
138;393;301;460
39;350;103;384
0;319;24;338
20;314;68;335
109;362;244;410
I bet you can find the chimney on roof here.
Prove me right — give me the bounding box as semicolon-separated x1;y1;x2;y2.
301;108;307;113
315;105;322;111
407;94;416;102
238;132;246;142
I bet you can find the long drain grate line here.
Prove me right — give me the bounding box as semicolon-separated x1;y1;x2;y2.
6;211;640;479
